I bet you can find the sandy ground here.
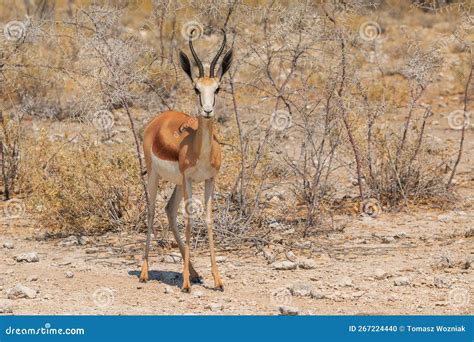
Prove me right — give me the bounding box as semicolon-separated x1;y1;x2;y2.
1;199;472;315
1;11;473;315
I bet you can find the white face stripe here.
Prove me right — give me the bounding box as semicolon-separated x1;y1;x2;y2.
195;78;220;117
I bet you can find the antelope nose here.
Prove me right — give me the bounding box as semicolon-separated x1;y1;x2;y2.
204;109;212;115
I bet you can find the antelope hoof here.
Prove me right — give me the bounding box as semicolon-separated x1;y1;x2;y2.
214;279;224;291
181;284;191;293
139;260;149;283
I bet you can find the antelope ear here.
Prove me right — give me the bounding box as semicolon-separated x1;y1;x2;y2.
219;49;233;80
179;50;193;81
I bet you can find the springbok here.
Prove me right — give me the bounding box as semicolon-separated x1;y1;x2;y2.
139;30;232;292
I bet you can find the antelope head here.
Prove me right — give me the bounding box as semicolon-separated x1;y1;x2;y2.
179;30;233;119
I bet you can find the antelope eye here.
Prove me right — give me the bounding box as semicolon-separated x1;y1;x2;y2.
215;87;220;94
194;87;200;95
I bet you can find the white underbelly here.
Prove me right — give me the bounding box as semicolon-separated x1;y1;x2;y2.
151;153;217;184
185;159;218;182
151;154;182;184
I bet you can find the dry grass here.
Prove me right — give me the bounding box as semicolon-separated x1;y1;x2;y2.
0;0;472;239
19;133;143;236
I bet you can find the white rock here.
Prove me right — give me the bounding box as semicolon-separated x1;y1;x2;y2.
294;241;312;249
262;249;276;263
285;251;297;262
433;276;451;288
192;290;204;298
164;286;173;294
14;252;39;263
278;305;299;316
298;259;317;270
3;241;14;249
290;283;312;297
310;290;326;299
374;268;391;280
7;284;37;299
27;275;38;282
381;236;396;244
65;271;74;278
272;261;297;270
393;277;410;286
339;276;353;287
216;256;227;264
78;236;90;245
206;303;223;312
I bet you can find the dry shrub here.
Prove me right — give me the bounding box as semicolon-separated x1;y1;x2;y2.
365;127;453;206
0;111;24;200
20;134;142;236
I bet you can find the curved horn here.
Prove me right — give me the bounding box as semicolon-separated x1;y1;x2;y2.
189;29;204;78
209;30;227;78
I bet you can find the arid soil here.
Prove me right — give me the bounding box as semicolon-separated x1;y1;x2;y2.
1;191;472;315
0;3;473;317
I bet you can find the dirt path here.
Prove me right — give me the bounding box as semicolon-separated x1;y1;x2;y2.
1;205;472;315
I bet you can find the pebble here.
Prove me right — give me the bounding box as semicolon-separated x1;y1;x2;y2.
164;286;173;294
14;252;39;263
27;275;38;282
262;249;276;264
310;290;326;299
272;261;297;271
206;303;223;312
290;283;312;297
393;277;411;286
381;236;396;244
465;228;474;238
59;236;79;247
278;305;299;316
7;284;37;299
374;268;391;280
65;271;74;278
294;241;312;249
298;259;317;270
338;276;353;287
433;276;451;288
285;251;297;262
216;256;227;264
78;236;90;245
3;241;14;249
193;290;204;298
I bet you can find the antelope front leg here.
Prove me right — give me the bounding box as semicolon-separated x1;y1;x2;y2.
205;178;223;290
182;176;193;292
